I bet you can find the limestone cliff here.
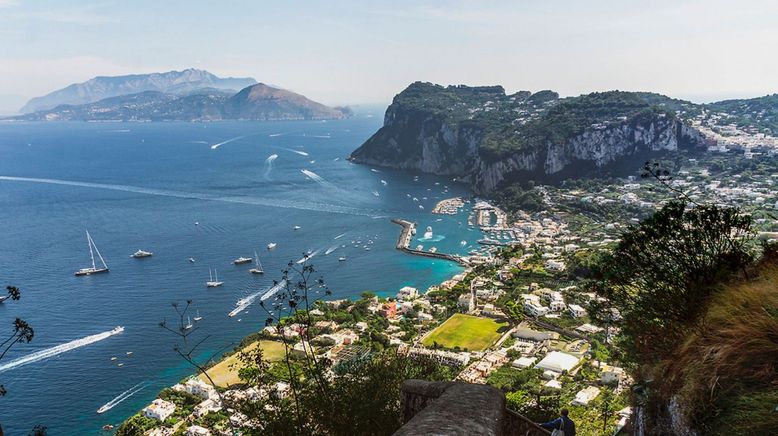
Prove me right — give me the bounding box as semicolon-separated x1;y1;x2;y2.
349;83;706;194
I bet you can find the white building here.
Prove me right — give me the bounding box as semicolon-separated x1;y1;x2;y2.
397;286;419;301
185;425;211;436
524;302;549;317
572;386;601;406
549;299;566;312
568;304;587;318
601;364;625;385
143;398;176;421
545;259;566;271
512;356;536;369
535;351;580;374
194;398;222;417
179;378;218;400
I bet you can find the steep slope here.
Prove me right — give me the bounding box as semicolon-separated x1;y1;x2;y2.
20;69;256;113
350;82;705;194
224;83;350;120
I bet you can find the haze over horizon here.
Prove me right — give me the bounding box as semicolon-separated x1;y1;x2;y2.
1;0;778;114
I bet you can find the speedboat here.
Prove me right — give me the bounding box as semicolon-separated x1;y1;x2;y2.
293;225;301;230
131;249;153;258
338;256;347;262
233;256;252;265
267;242;277;250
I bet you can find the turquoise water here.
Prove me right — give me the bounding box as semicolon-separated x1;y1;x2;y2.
0;117;484;434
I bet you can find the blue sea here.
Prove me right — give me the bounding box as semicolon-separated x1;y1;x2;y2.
0;116;485;434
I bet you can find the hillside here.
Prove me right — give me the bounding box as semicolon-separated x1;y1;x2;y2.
19;69;256;113
349;82;706;194
11;84;351;122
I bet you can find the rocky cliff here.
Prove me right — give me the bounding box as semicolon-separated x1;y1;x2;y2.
350;83;706;194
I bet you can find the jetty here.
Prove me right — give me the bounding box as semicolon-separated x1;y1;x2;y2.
392;219;468;265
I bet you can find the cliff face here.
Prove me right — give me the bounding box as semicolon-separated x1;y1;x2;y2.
349;83;706;194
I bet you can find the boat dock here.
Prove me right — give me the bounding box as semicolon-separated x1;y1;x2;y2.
391;219;467;265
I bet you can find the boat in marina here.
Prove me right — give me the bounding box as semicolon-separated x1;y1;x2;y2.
193;310;202;321
130;249;152;258
233;256;252;265
206;268;223;287
249;251;264;274
267;242;277;250
75;230;109;276
423;226;433;239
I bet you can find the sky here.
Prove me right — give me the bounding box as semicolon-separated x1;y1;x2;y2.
1;0;777;114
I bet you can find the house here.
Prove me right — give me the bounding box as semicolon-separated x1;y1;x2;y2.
524;302;549;317
535;351;580;374
576;323;604;334
544;379;563;389
569;304;587;318
545;259;566;271
417;312;434;322
143;398;176;421
571;386;601;406
185;425;211;436
193;398;222;417
379;303;397;319
180;378;217;400
458;293;475;313
397;286;419;301
512;328;558;342
511;356;536;369
549;299;566;312
601;364;625;385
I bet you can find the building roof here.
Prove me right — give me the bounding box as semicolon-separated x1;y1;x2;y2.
535;351;580;373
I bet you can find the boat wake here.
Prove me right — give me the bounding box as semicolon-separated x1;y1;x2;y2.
210;135;247;150
333;232;347;240
228;280;287;317
296;248;320;264
325;245;339;255
97;381;147;414
283;148;309;156
301;169;325;183
264;154;279;179
0;176;385;218
0;327;124;374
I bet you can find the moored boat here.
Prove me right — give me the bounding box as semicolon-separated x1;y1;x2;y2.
75;230;109;276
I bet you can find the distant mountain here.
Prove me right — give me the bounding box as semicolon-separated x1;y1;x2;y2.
12;83;351;122
20;69;257;113
224;83;350;120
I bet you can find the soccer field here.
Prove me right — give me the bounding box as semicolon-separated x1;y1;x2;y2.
200;340;286;387
421;314;507;351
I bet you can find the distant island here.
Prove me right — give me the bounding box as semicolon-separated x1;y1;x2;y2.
10;69;352;122
350;82;778;194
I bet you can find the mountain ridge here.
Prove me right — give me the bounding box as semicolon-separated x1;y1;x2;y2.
20;68;257;113
349;82;777;194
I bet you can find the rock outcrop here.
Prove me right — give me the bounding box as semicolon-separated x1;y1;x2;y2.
350;83;706;194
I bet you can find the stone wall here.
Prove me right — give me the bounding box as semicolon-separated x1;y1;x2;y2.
394;380;549;436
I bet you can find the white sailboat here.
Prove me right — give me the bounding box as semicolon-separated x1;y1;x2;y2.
184;316;193;330
206;268;223;287
75;230;109;276
193;310;202;321
249;250;264;274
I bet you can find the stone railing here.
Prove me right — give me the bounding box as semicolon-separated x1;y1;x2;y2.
394;380;550;436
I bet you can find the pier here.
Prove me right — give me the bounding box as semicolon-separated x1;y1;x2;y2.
391;219;468;265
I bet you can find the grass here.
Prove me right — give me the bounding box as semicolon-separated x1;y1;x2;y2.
421;314;507;351
200;340;286;387
654;264;778;433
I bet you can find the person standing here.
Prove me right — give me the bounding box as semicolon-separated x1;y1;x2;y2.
539;408;576;436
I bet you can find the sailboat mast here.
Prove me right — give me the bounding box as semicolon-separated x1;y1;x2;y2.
90;233;108;269
86;230;96;270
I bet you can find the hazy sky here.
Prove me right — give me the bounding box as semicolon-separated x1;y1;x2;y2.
1;0;777;113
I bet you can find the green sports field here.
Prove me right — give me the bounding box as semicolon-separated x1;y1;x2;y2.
421;314;507;351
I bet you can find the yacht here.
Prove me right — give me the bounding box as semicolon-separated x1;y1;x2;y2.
423;226;433;239
267;242;277;250
131;249;153;258
293;225;301;230
206;268;223;287
338;256;347;262
233;256;252;265
75;230;109;276
249;251;264;274
193;310;202;321
188;257;196;263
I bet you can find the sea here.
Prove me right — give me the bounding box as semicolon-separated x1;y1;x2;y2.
0;114;488;434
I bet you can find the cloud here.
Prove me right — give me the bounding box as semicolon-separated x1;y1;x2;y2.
0;0;18;8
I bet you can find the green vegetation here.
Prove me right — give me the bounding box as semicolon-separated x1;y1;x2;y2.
421;314;507;351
